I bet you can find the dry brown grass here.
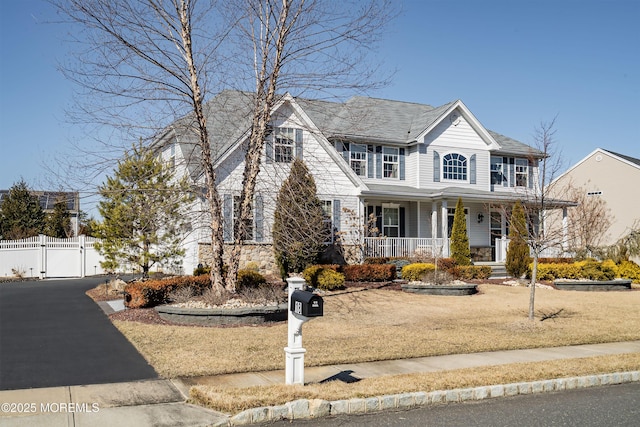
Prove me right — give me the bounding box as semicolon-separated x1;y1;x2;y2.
190;353;640;414
113;284;640;378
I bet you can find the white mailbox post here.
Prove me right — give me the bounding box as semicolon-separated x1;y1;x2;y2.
284;277;323;385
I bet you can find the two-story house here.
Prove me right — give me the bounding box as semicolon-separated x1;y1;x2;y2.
155;90;559;275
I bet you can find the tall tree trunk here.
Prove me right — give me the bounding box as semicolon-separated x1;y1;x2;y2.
177;0;225;291
226;0;295;292
529;251;538;320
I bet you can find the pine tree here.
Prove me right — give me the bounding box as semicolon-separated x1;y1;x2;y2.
272;158;330;278
0;180;45;239
506;200;530;278
95;142;194;277
450;197;471;266
45;196;72;238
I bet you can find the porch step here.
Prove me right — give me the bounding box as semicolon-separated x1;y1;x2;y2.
475;262;509;279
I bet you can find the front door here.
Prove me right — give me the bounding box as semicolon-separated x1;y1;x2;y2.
490;211;504;260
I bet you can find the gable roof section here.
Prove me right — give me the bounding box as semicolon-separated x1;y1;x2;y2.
602;149;640;168
553;147;640;185
161;90;539;169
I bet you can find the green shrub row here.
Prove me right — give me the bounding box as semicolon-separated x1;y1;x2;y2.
528;260;625;281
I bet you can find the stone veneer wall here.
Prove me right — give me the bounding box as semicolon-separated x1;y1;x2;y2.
198;243;363;277
470;246;492;262
199;243;279;277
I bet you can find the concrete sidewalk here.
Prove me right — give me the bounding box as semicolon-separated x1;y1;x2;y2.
1;341;639;426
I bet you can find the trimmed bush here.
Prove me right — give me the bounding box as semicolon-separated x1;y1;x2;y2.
436;258;458;272
237;269;266;290
364;257;390;265
124;275;211;309
401;263;436;282
450;265;492;280
342;264;396;282
578;260;616;281
617;260;640;283
316;269;345;290
302;264;341;287
538;257;574;264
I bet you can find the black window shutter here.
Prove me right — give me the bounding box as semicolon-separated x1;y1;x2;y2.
223;194;233;241
470;154;476;184
367;145;374;178
254;194;264;242
400;207;406;237
265;133;273;164
332;199;341;234
399;148;406;180
528;160;534;189
433;151;440;182
295;129;303;160
376;146;382;179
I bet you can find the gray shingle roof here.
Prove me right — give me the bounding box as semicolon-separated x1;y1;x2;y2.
174;90;540;161
602;149;640;167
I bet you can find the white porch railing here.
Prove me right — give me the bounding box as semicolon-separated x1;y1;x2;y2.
364;237;450;259
494;236;567;263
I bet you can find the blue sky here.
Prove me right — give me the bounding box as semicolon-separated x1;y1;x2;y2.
1;0;638;209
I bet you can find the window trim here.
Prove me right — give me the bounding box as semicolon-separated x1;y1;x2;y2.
274;127;295;163
382;203;400;237
442;152;468;182
515;158;528;187
350;143;368;177
382;147;399;179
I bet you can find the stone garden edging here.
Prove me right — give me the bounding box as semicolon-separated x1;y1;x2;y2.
210;371;640;426
401;282;478;296
553;279;633;291
155;303;288;326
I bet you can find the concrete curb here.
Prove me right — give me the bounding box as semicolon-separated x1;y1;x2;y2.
212;371;640;426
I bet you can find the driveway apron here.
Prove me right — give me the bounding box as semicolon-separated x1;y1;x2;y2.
0;277;157;390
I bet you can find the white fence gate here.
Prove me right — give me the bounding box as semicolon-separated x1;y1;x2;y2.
0;235;105;279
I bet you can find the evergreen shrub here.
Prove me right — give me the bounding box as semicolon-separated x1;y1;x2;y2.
450;265;492;280
316;269;345;290
237;270;267;290
617;260;640;283
342;264;396;282
401;263;436;281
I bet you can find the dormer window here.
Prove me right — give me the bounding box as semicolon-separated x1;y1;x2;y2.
443;153;467;181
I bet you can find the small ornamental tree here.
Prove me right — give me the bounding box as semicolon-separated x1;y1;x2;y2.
45;196;72;238
450;198;471;266
506;200;530;278
272;158;330;278
95;142;194;277
0;180;45;239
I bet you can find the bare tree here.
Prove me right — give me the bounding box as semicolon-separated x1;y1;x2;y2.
521;117;569;320
223;0;396;290
53;0;396;292
52;0;231;290
563;181;613;255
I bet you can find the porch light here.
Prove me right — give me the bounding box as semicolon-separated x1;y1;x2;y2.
477;213;484;223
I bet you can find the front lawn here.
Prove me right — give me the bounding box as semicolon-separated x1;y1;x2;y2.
112;284;640;378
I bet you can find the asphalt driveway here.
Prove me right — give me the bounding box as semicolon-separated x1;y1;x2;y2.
0;277;157;390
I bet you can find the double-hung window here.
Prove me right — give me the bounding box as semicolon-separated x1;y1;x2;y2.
350;144;367;177
382;204;399;237
443;153;467;181
274;127;295;163
320;200;334;243
490;156;505;185
515;159;528;187
233;196;253;241
383;147;399;178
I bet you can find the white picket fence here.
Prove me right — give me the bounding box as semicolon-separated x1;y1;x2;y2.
0;235;106;279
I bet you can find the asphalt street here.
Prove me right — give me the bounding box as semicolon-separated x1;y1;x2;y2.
265;382;640;427
0;277;157;390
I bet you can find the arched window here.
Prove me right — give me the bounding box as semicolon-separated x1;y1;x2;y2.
443;153;467;181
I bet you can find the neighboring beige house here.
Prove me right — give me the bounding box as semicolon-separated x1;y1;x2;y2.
551;148;640;248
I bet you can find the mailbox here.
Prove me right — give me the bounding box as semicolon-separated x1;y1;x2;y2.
290;290;323;318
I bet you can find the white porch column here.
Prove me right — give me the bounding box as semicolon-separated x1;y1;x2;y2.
431;202;438;239
562;207;568;252
441;201;448;257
